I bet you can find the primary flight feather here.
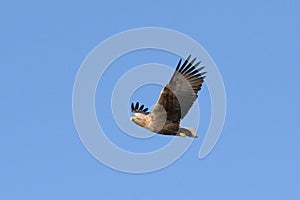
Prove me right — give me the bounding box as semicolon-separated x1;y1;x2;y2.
130;55;206;138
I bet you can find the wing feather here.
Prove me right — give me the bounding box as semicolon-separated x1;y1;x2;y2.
152;55;206;122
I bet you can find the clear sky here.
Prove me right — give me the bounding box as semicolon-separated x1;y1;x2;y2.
1;0;300;199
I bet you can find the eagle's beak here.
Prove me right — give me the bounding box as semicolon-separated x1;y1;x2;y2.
130;117;134;121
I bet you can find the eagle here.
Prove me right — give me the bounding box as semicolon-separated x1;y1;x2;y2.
130;55;206;138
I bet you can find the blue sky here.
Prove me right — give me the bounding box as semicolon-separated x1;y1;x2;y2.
1;0;300;199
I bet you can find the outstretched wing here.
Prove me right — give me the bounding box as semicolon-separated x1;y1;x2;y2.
152;55;206;122
131;102;150;115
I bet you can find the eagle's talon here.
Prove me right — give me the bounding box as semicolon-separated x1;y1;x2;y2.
179;133;187;137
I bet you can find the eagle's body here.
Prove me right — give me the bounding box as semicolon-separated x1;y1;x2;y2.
130;55;206;138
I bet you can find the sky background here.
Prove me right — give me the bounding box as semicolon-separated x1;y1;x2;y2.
1;0;300;199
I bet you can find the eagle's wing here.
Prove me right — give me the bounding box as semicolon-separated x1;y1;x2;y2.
131;102;150;115
152;55;206;122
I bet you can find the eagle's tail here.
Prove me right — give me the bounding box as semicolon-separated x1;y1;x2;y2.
178;127;198;138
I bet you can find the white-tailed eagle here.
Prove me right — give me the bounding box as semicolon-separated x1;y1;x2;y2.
130;55;206;138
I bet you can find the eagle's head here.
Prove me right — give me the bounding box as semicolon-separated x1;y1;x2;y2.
130;102;150;128
130;112;149;127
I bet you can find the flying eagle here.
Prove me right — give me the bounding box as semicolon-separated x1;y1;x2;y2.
130;55;206;138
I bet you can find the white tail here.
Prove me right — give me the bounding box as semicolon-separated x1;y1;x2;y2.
178;127;198;138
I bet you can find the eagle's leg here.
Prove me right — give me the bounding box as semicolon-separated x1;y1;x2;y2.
179;132;187;137
178;127;198;138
